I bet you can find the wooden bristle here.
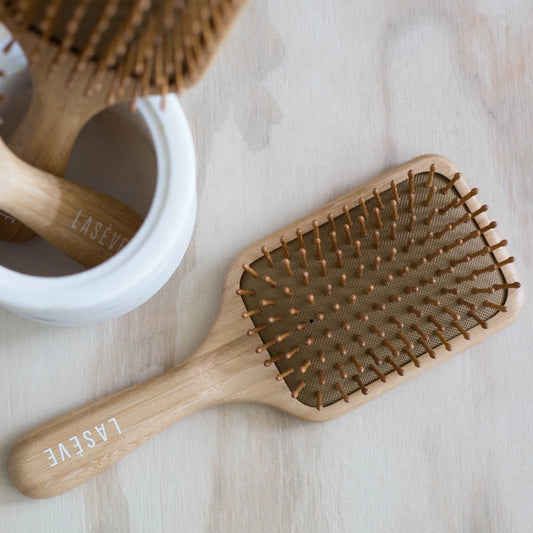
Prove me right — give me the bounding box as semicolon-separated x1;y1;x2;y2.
343;206;353;227
408;171;415;194
329;231;339;251
426;164;436;188
291;381;306;398
403;238;415;254
397;331;414;349
373;207;383;229
238;164;520;408
296;228;305;249
343;224;353;245
327;214;336;232
335;383;350;402
383;340;399;357
263;275;278;288
280;236;290;259
386;356;404;376
298;248;308;269
373;189;384;210
441;173;461;194
357;216;367;238
391;180;400;202
314;238;323;260
411;324;427;341
427;315;445;332
435;330;452;351
353;240;362;258
407;215;417;232
236;288;255;296
353;374;368;395
424;208;439;226
419;338;436;358
439;198;460;216
468;309;488;329
283;258;294;277
390;222;397;241
358;198;369;219
369;364;387;383
249;323;267;336
389;316;404;329
408;193;415;214
261;246;274;267
315;390;323;410
424;186;437;207
452;320;470;340
391;200;399;221
350;355;365;373
456;188;478;207
242;263;258;278
403;347;420;367
482;300;507;312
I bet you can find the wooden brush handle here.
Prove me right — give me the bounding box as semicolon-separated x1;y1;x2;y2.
8;85;92;176
8;355;215;498
7;325;254;499
0;138;143;267
1;65;106;242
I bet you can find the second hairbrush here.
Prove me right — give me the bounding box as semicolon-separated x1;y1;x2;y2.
0;0;248;240
8;154;523;498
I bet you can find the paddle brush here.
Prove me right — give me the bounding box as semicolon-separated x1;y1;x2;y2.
0;0;248;241
8;155;523;498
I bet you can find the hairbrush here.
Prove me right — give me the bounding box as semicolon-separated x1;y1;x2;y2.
0;136;142;266
0;0;247;241
8;154;523;498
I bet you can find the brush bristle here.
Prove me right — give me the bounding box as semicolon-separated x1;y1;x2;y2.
238;166;520;409
0;0;246;103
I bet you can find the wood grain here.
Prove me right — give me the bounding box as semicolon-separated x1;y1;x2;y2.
1;1;533;531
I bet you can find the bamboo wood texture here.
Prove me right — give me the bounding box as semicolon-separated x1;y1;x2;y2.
0;137;143;267
2;3;533;530
8;155;523;499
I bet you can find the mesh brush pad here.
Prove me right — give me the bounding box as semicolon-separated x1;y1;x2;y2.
238;158;523;410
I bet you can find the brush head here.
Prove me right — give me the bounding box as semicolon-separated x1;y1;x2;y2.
238;156;522;411
0;0;247;103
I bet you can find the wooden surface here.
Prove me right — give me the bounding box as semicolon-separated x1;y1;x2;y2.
1;1;532;531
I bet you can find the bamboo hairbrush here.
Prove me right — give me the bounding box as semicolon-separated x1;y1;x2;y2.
0;136;142;266
0;0;247;241
8;155;523;498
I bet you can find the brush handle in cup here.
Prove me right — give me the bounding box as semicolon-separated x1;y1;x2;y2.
0;57;108;242
0;139;143;267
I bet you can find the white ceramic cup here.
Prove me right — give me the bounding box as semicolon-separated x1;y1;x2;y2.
0;41;196;326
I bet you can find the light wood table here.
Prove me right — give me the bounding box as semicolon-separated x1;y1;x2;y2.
1;2;532;531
